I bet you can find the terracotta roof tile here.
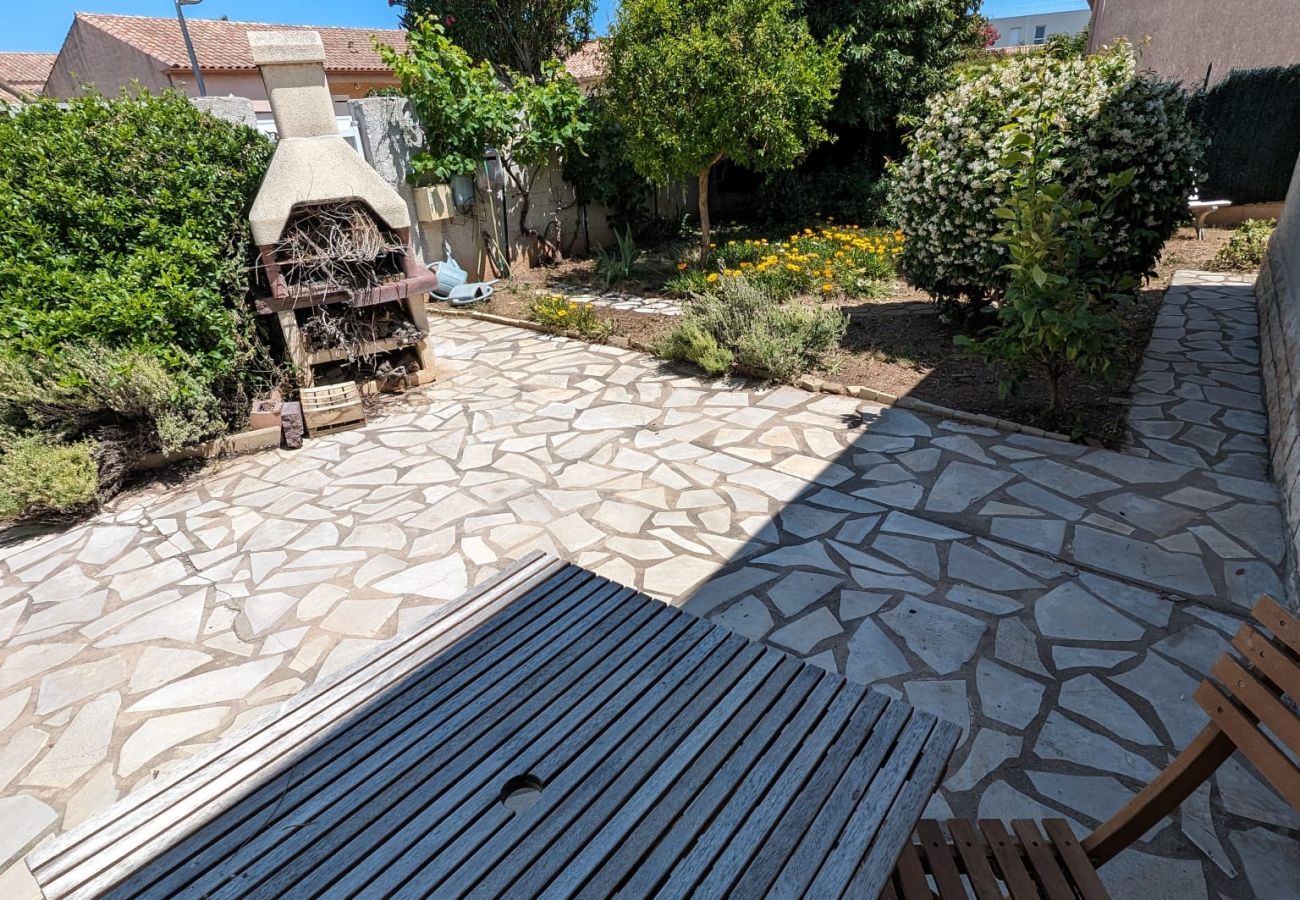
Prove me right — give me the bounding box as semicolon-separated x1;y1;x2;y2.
76;13;407;73
0;52;56;100
563;39;606;82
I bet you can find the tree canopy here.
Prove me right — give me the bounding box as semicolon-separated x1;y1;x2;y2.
802;0;988;138
394;0;594;78
603;0;843;259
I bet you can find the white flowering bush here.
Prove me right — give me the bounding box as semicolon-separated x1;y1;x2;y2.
891;43;1200;308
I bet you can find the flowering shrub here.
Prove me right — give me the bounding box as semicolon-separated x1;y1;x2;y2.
675;224;902;299
527;294;611;339
892;42;1200;309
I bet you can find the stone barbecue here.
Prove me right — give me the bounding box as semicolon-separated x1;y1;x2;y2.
247;30;435;388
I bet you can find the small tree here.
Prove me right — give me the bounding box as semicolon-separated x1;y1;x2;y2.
603;0;843;262
377;22;515;185
802;0;987;138
499;62;589;250
395;0;594;78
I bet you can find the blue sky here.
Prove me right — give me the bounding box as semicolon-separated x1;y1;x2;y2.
5;0;1086;54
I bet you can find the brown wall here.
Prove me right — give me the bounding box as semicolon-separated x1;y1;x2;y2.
1090;0;1300;87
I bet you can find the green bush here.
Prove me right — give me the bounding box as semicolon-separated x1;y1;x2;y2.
594;226;640;287
752;166;893;228
655;321;734;375
1193;65;1300;204
0;436;100;522
659;275;846;380
1209;219;1276;272
528;294;612;339
0;89;274;455
892;43;1200;309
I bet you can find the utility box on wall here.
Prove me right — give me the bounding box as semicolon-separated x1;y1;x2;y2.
414;185;455;224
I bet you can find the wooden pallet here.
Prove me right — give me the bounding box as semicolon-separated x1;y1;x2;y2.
299;381;365;436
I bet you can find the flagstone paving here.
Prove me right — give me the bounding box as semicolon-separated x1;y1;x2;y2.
1128;273;1271;480
0;291;1297;897
549;283;684;316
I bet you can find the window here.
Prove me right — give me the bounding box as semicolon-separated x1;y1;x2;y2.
1008;27;1022;45
1033;25;1047;44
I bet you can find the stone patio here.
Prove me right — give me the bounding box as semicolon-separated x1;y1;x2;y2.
0;273;1297;897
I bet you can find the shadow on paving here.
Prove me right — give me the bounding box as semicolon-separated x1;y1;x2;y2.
676;404;1295;899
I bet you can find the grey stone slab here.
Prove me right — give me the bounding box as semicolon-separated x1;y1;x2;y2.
990;517;1065;555
838;591;891;620
1181;780;1237;878
709;596;773;641
880;511;966;541
946;728;1022;792
1112;652;1208;747
1027;770;1136;825
1072;527;1214;597
872;534;941;580
1034;582;1146;642
1208;503;1286;564
880;598;987;675
1034;711;1160;781
1079;572;1174;627
767;571;842;617
945;584;1022;616
904;679;970;743
1096;493;1199;537
947;543;1044;592
777;504;848;539
1010;458;1120;497
1097;848;1209;900
1151;624;1226;677
976;780;1082;831
1217;756;1300;830
1004;482;1086;521
682;567;777;616
975;659;1045;730
1229;828;1300;900
1051;646;1136;671
1059;674;1160;746
1078;451;1187;485
844;618;909;684
994;618;1050;676
768;607;843;654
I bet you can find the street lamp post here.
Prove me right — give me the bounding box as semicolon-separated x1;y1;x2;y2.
175;0;207;97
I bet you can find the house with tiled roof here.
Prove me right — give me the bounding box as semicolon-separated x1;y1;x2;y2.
43;13;407;112
0;52;56;103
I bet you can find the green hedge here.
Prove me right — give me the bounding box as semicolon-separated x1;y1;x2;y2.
1193;64;1300;203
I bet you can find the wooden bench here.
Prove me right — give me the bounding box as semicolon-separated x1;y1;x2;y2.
28;553;961;899
888;594;1300;899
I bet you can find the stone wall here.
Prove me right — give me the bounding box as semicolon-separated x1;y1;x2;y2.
1255;153;1300;606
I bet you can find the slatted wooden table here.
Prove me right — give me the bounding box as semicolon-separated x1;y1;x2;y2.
28;553;961;899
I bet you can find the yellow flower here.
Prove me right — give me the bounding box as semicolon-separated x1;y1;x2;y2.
676;262;688;271
556;308;568;317
739;261;751;268
821;283;834;292
706;272;719;283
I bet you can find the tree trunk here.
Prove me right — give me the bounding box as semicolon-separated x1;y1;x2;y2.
697;167;711;265
1046;360;1063;410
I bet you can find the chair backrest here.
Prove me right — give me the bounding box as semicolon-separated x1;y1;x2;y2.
1083;593;1300;864
1196;594;1300;809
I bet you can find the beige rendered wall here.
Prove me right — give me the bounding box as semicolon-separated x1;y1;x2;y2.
44;19;171;98
1090;0;1300;87
1254;150;1300;607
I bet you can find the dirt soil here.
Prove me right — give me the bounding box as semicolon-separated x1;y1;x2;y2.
443;226;1252;445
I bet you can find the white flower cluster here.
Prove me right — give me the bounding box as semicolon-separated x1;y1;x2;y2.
891;45;1200;304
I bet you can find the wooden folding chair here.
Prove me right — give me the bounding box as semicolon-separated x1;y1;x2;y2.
886;594;1300;900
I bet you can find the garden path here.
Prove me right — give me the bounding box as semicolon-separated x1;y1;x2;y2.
551;282;684;316
0;276;1295;898
1127;273;1271;479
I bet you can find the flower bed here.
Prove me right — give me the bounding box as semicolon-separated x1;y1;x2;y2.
668;224;904;299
